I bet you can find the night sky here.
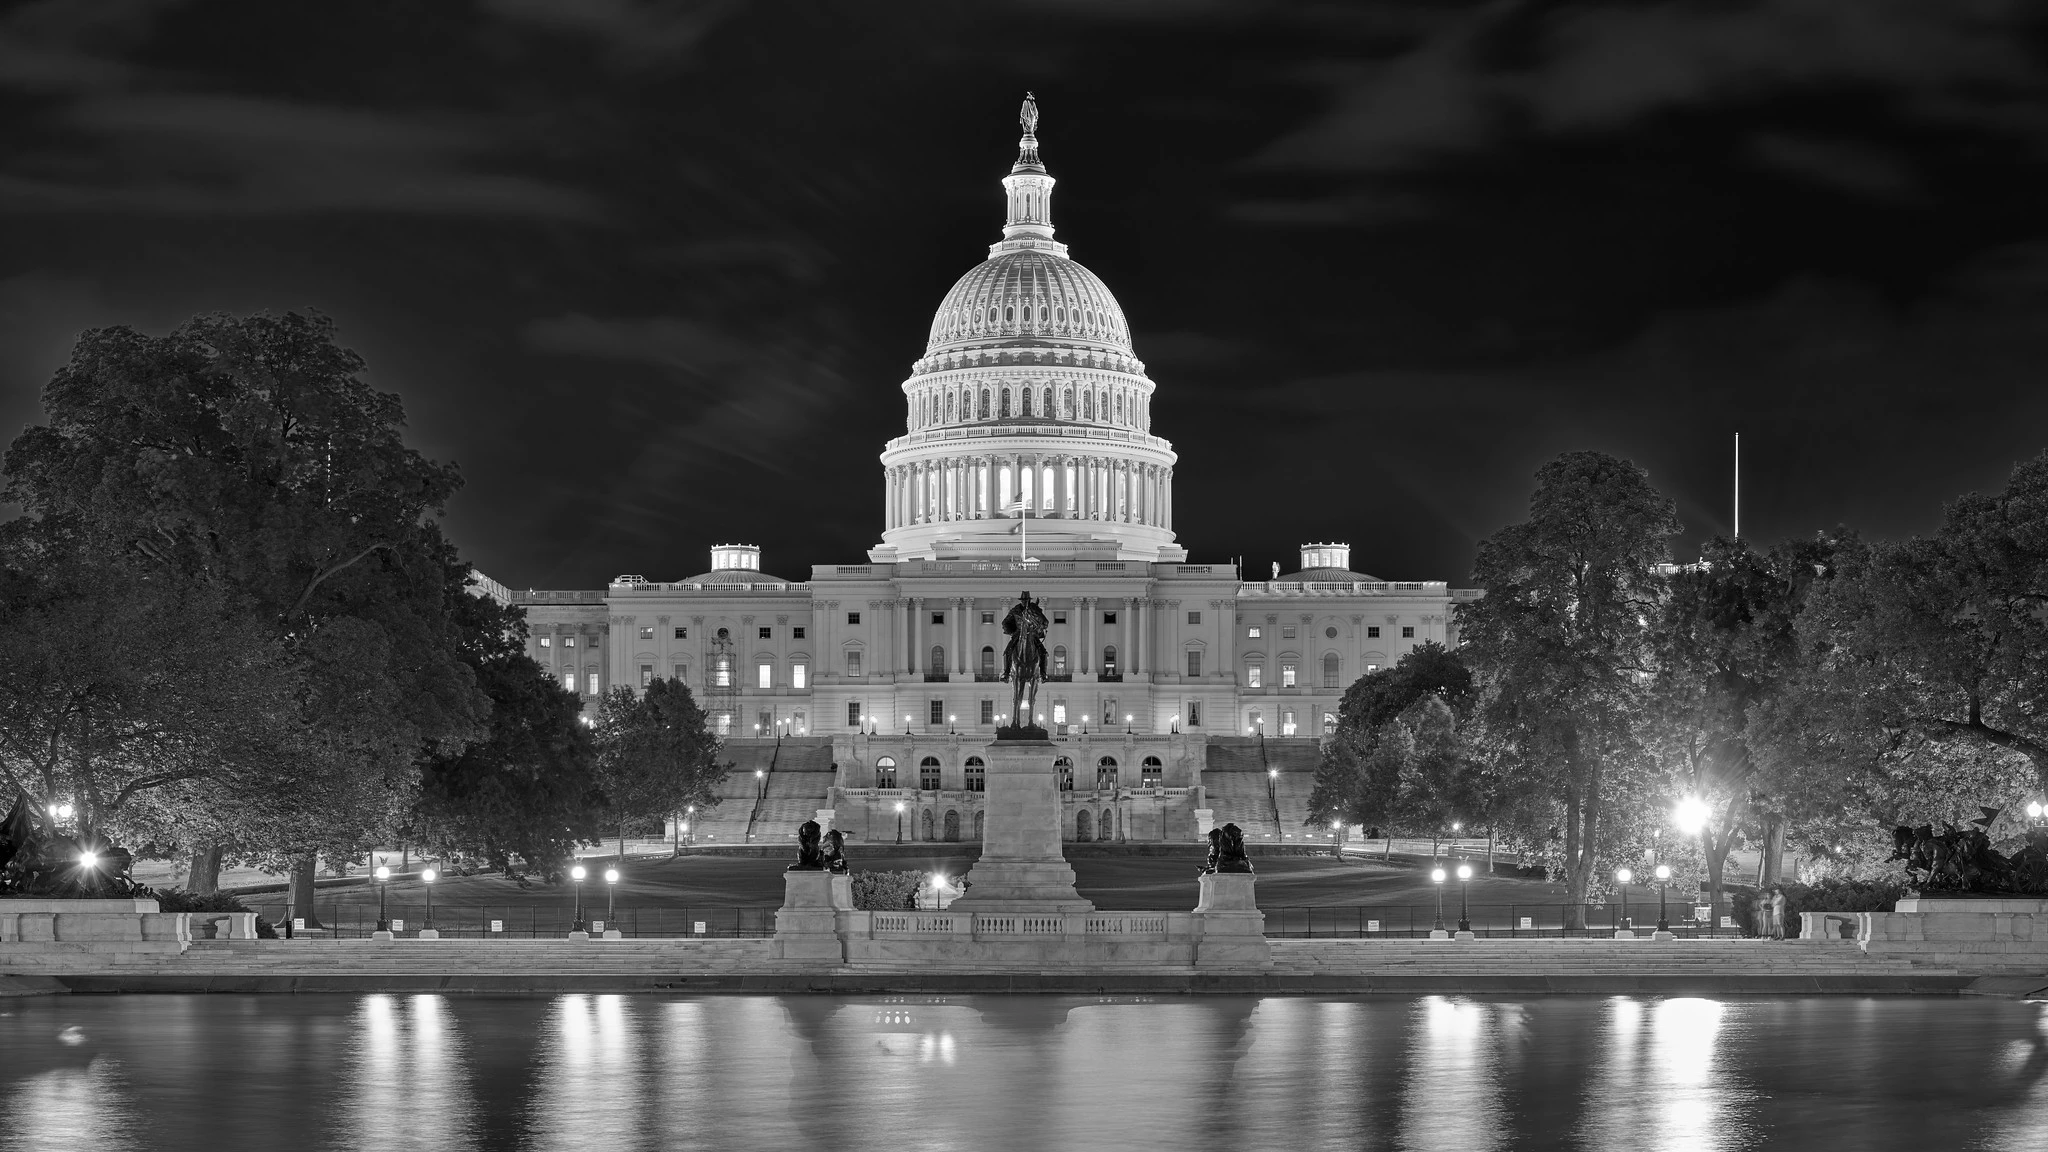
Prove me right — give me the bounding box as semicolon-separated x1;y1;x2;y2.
4;1;2046;589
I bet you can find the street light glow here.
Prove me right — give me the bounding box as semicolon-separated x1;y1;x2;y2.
1615;868;1633;885
1456;863;1472;881
604;868;620;884
1654;864;1672;881
1431;867;1446;884
78;851;97;869
374;865;391;882
571;865;587;881
421;868;436;883
2029;800;2045;819
1674;795;1710;836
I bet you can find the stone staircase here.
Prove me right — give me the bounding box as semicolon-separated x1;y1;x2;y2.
1264;741;1321;842
1201;767;1279;841
1267;938;1957;976
690;744;778;844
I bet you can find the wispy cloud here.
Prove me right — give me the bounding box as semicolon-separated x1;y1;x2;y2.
481;0;740;67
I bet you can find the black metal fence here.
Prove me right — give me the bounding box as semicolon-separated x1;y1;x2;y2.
245;903;779;939
1261;903;1744;939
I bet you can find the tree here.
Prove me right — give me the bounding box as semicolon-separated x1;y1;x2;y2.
1456;451;1680;927
411;585;605;877
2;312;492;913
591;679;730;854
1644;533;1838;922
1308;642;1471;830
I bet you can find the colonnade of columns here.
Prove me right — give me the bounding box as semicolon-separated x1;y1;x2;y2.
883;454;1173;531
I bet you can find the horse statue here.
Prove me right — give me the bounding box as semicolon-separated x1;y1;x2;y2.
0;793;151;898
1203;823;1253;875
1000;590;1050;735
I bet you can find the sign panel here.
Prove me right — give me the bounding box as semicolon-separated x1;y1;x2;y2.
490;920;503;933
1519;917;1534;929
695;921;707;935
1365;919;1380;932
390;919;405;931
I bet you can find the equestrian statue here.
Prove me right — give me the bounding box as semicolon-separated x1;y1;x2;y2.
1000;590;1050;737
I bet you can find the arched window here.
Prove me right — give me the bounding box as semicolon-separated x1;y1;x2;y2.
980;646;996;677
875;756;897;788
965;756;985;792
1021;388;1033;417
1323;652;1341;688
1052;645;1068;676
1084;392;1094;421
946;393;955;422
1075;809;1093;842
713;653;733;688
930;645;945;674
1101;808;1114;840
922;809;935;839
1004;305;1015;323
920;756;941;790
980;389;990;419
1055;756;1074;791
1041;386;1052;416
757;661;773;689
1115;393;1123;422
717;627;730;639
1096;756;1119;789
944;809;960;841
1000;388;1012;418
1142;756;1163;785
1102;645;1118;677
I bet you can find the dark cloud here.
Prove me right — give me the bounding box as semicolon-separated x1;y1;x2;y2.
481;0;740;66
1747;134;1920;201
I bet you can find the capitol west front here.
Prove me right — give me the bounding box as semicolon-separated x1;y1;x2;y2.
504;102;1475;847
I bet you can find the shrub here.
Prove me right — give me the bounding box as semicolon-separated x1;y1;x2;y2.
1779;876;1911;937
154;889;278;938
850;870;924;911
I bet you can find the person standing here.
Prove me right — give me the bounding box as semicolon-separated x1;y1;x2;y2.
1769;887;1788;940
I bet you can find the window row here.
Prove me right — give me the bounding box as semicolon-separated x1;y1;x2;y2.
937;296;1119;339
1244;708;1339;737
1245;624;1416;640
908;382;1149;431
1240;652;1358;690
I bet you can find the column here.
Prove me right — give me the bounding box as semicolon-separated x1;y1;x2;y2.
1165;468;1173;530
1055;454;1068;518
896;597;910;676
1081;596;1095;676
956;597;969;674
1130;597;1142;677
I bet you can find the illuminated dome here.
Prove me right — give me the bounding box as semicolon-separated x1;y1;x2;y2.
923;250;1132;359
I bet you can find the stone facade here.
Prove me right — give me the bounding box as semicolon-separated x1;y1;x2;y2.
491;103;1476;837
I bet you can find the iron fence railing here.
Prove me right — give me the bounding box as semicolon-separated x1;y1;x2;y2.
1259;903;1741;939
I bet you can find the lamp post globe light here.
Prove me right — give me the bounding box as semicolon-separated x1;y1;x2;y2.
1654;863;1673;938
1430;866;1449;938
570;864;589;937
373;865;392;938
895;801;905;844
1455;862;1473;936
1614;868;1634;938
604;867;621;938
2029;800;2045;822
418;868;439;939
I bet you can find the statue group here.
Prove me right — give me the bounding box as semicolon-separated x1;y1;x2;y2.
789;820;850;874
999;591;1049;738
1890;807;2048;894
1203;823;1253;875
0;793;152;898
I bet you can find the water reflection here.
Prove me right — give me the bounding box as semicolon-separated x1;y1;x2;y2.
0;994;2044;1151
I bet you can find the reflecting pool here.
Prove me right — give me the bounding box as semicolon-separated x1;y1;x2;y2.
1;994;2044;1150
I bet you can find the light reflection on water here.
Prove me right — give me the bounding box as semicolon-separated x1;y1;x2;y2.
0;994;2043;1151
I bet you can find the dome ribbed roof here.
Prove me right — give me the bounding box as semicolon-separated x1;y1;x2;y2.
924;249;1131;358
679;567;795;586
1279;567;1384;583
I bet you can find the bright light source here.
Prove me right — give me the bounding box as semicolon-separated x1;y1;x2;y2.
78;851;98;869
1456;864;1472;881
679;823;689;833
1654;864;1672;881
755;769;764;778
1674;795;1710;836
374;866;391;882
1431;868;1446;884
571;865;588;881
50;802;74;820
1615;868;1633;885
1268;769;1278;778
604;868;619;884
1453;821;1462;833
421;868;437;884
2029;801;2045;819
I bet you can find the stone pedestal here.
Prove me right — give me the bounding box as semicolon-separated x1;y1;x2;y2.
1454;930;1476;940
565;930;590;942
1195;808;1215;838
1651;930;1675;941
774;871;852;961
1428;929;1450;940
372;930;395;941
1613;929;1636;940
417;929;440;940
1192;872;1269;967
602;929;624;940
949;739;1093;913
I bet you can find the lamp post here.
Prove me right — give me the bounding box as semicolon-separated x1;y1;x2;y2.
1081;714;1090;735
373;865;392;938
1125;713;1133;734
686;805;695;847
1654;863;1672;938
1614;868;1634;938
1170;713;1180;734
419;867;437;938
1430;866;1448;938
604;866;620;937
755;768;765;801
949;714;956;735
1455;862;1473;935
570;864;588;936
895;801;905;844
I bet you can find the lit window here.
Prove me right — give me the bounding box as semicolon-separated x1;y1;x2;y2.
758;663;773;689
561;671;574;691
875;756;896;787
1367;626;1381;638
1053;646;1068;676
563;637;576;648
674;626;687;639
1282;710;1298;736
1187;611;1201;625
793;664;807;689
1246;664;1262;689
1053;702;1067;724
1323;711;1338;736
848;612;861;625
1247;626;1261;639
1142;757;1162;784
759;626;772;640
1366;663;1380;674
587;672;599;695
639;627;654;640
714;655;733;687
1187;651;1202;677
793;627;805;640
539;637;552;648
1402;626;1415;638
1323;653;1340;688
846;651;863;677
674;662;688;681
1281;663;1297;687
640;665;653;688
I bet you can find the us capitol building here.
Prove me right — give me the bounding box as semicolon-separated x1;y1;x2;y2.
501;99;1476;847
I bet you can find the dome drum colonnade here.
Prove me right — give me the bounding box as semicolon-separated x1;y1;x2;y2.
875;94;1180;562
